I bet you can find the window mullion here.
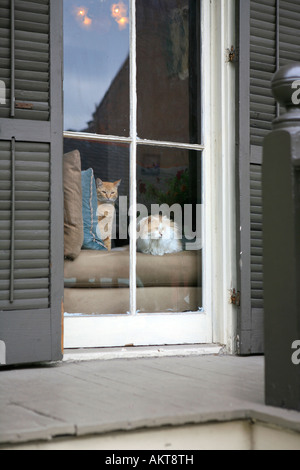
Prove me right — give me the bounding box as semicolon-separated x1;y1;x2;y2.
129;0;137;315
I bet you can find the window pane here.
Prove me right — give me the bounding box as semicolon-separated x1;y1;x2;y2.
137;0;201;144
136;145;202;313
63;0;129;136
63;138;130;315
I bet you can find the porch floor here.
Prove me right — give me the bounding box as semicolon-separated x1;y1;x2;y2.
1;350;300;449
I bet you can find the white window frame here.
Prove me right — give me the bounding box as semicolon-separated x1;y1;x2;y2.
63;0;237;352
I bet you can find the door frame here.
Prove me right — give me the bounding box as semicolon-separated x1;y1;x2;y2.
63;0;238;352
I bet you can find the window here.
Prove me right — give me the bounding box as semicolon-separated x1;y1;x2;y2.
63;0;207;347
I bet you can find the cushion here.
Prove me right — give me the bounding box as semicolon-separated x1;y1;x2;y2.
63;150;84;260
64;248;201;288
81;168;106;251
64;286;202;314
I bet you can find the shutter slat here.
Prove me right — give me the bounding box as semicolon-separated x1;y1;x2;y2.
0;210;49;221
14;20;49;35
15;30;49;45
15;1;49;15
15;79;49;92
252;246;263;256
0;240;49;250
15;10;49;26
0;229;49;240
0;298;49;311
0;201;49;211
252;272;263;282
1;220;49;230
0;288;49;302
0;278;49;290
15;58;49;73
0;269;49;281
0;251;50;262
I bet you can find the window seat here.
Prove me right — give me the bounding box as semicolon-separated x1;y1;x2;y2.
64;248;202;314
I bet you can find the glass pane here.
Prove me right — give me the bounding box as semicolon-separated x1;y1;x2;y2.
63;0;129;136
63;138;130;315
136;145;202;313
136;0;201;144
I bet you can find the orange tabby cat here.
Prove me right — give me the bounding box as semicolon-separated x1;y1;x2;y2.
96;178;121;251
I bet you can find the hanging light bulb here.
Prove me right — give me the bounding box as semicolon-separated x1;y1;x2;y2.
111;2;129;29
75;6;92;28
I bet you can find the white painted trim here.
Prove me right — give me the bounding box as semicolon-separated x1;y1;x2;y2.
201;0;213;344
64;313;209;349
204;0;237;353
63;131;132;143
63;131;205;151
129;0;137;315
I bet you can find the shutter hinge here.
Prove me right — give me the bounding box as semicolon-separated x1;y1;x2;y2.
229;288;240;307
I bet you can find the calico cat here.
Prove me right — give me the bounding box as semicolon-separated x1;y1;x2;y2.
96;178;121;251
137;214;182;256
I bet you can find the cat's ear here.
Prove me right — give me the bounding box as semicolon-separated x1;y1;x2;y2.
114;179;121;187
96;178;103;187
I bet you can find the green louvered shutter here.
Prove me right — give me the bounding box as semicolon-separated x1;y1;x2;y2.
0;0;63;366
236;0;300;354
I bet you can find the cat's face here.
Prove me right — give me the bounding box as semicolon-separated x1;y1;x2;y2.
139;215;173;240
96;179;121;203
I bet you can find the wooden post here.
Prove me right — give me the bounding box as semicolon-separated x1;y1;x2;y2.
263;64;300;411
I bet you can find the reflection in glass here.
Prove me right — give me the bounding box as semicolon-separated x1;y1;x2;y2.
137;0;201;143
136;145;202;313
63;0;129;136
63;138;130;315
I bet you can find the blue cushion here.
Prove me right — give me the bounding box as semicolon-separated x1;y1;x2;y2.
81;168;106;251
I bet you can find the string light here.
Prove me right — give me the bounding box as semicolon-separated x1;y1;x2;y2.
111;2;129;30
75;6;92;28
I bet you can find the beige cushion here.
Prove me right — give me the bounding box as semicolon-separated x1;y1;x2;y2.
64;247;201;288
64;286;202;314
64;150;84;260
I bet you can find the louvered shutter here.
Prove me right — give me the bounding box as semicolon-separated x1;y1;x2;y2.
236;0;300;354
0;0;11;118
0;0;63;366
